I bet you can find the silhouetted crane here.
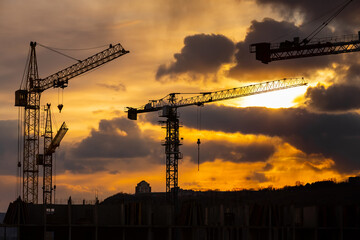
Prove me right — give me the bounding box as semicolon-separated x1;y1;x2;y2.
250;0;359;63
126;78;307;200
15;42;129;203
37;104;68;205
250;32;360;64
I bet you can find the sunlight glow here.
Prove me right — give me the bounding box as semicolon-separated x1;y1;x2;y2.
234;86;308;108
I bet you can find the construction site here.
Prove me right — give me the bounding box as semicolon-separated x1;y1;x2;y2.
1;0;360;239
1;178;360;240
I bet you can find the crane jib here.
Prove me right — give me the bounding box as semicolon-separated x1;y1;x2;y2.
39;43;129;91
126;77;307;120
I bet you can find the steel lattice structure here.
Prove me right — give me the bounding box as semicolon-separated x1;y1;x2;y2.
127;77;307;200
250;32;360;64
128;78;307;114
160;107;182;195
16;42;129;203
22;42;41;204
40;43;128;90
40;104;68;205
42;104;53;205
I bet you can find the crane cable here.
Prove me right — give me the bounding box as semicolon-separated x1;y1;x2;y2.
20;47;31;89
37;42;110;63
269;0;353;44
17;107;22;198
39;44;109;51
196;106;202;171
37;43;81;62
302;0;353;44
17;46;29;196
54;152;57;204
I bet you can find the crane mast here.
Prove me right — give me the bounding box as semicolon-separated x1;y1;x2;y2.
21;42;40;204
15;42;129;203
38;104;68;205
127;77;307;199
42;104;53;205
250;32;360;64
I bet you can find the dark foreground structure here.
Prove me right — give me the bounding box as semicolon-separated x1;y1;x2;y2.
2;179;360;240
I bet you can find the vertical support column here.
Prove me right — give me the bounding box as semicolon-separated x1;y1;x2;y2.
160;104;182;240
23;41;41;204
43;104;53;205
163;107;181;194
23;90;41;204
160;106;182;200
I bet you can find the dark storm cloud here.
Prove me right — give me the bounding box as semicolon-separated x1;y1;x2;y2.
62;117;169;173
66;117;163;174
305;83;360;111
71;117;151;159
167;105;360;173
67;115;274;173
304;63;360;112
255;0;360;32
182;140;275;164
228;18;334;79
156;34;235;79
156;13;355;81
0;120;18;175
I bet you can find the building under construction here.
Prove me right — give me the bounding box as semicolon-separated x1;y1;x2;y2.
2;178;360;240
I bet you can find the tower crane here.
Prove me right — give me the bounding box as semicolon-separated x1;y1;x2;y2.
250;0;359;64
126;77;307;199
250;31;360;64
15;42;129;203
37;104;68;205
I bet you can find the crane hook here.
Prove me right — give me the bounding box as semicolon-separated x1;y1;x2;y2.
58;88;64;113
57;104;63;113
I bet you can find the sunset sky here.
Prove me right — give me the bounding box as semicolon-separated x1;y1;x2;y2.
1;0;360;211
